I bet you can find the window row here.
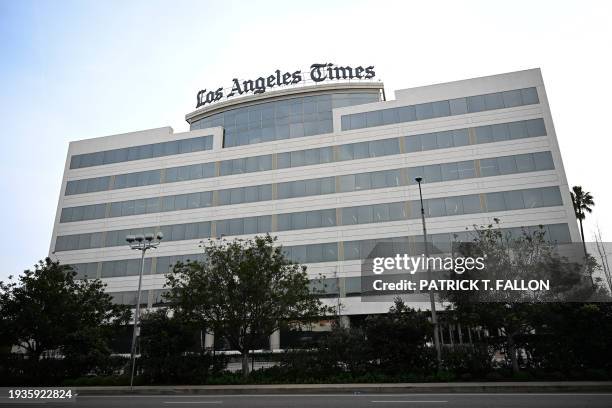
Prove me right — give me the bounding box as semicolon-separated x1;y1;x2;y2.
343;223;571;261
69;136;213;169
65;118;546;196
341;87;539;131
56;186;562;252
59;152;556;223
406;151;554;184
71;223;572;280
110;290;149;306
107;278;334;305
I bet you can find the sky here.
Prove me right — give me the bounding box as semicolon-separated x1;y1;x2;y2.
0;0;610;281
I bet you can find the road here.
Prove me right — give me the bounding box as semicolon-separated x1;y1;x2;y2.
7;393;612;407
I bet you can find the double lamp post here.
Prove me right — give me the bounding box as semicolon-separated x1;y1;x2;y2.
125;232;163;390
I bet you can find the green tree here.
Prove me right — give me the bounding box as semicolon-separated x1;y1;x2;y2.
138;309;226;384
570;185;595;257
446;222;595;374
0;258;130;382
165;234;331;378
365;298;436;375
525;303;612;374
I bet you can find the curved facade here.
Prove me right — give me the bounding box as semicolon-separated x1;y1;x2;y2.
187;83;382;147
49;69;579;348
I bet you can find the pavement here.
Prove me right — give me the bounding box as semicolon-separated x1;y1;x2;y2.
2;383;612;407
73;381;612;395
5;392;612;407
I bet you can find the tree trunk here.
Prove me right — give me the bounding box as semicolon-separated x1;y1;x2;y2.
579;218;588;258
507;335;519;374
241;352;250;378
578;218;595;286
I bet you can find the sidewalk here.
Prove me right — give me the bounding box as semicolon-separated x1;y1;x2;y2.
74;381;612;395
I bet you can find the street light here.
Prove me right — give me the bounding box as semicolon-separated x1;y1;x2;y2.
414;177;442;365
126;231;163;390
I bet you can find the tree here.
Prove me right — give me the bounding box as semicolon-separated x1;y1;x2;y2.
138;309;226;384
364;298;436;375
165;234;331;378
570;185;595;257
525;303;612;373
0;258;130;382
445;221;595;374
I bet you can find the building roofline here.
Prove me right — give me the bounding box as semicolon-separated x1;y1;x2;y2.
184;81;384;124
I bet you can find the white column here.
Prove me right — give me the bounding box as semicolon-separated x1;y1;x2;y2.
269;330;280;350
204;331;214;349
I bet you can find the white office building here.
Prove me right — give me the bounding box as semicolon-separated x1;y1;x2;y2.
49;68;579;348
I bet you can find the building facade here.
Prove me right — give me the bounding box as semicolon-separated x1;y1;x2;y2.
49;68;579;348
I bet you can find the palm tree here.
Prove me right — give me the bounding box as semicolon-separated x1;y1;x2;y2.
570;185;595;257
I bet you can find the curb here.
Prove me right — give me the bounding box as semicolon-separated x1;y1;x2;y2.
74;381;612;395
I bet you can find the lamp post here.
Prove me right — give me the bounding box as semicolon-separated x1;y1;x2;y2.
414;177;442;365
125;232;163;391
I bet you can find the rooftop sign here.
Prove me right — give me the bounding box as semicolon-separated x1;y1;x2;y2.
195;63;375;109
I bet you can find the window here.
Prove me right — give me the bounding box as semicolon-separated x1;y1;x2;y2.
515;154;535;172
338;144;353;161
382;108;399;125
467;95;486;112
405;135;422;152
526;119;546;137
484;93;504;110
542;186;562;206
491;124;509;141
355;173;371;190
453;129;469;146
389;202;407;220
436;130;454;149
498;156;517;174
523;189;543;208
449;98;468;115
350;113;366;129
534;151;554;170
306;212;322;228
479;158;499;177
397;106;416;122
366;110;383;127
462;194;482;214
521;88;539;105
502;89;522;107
415;103;434;120
547;224;571;243
445;196;463;216
174;194;188;210
504;190;525;210
432;100;450;117
427;198;446;217
423;165;442;183
303;148;319;165
486;192;506;212
339;175;356;192
421;133;438;150
353;142;370;159
457;161;476;179
509;121;527;139
357;206;373;224
372;203;390;222
441;162;459;181
342;207;358;225
475;126;492;143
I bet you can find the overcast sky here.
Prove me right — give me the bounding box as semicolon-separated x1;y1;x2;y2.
0;0;610;281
